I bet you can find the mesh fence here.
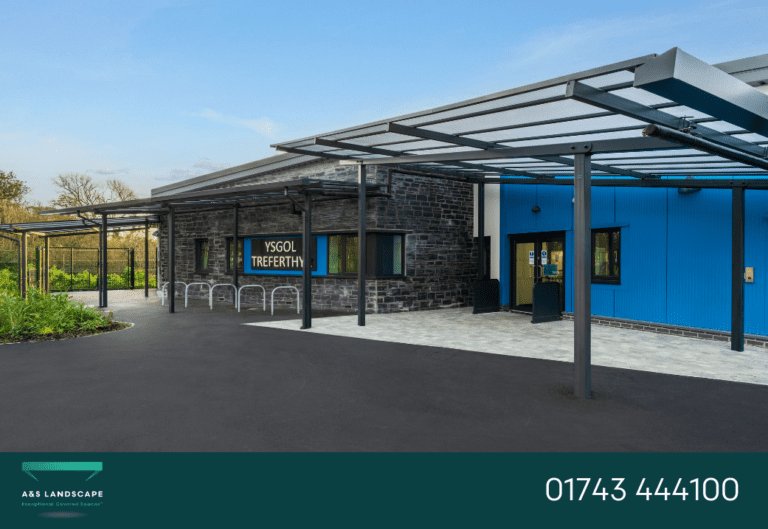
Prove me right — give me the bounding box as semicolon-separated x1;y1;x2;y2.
36;247;158;292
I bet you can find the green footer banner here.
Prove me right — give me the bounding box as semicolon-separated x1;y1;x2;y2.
1;453;765;527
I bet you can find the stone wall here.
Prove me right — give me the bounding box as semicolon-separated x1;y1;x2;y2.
157;159;478;313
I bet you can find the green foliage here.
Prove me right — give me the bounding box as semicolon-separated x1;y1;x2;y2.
0;289;113;340
47;265;157;291
0;170;31;204
0;269;18;296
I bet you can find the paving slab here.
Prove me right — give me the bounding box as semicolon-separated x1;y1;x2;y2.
247;308;768;386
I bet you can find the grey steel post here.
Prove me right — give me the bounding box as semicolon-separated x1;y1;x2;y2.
35;247;40;289
168;207;175;313
44;236;49;294
232;204;239;305
101;214;108;307
573;153;592;399
70;246;73;292
97;247;101;306
301;193;312;329
144;219;149;298
130;249;135;289
732;187;745;351
477;182;485;280
358;164;367;326
20;232;27;299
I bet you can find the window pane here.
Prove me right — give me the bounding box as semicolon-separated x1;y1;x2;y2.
345;236;358;273
611;231;620;277
229;238;244;270
197;240;209;271
329;235;342;273
393;235;402;275
594;232;609;276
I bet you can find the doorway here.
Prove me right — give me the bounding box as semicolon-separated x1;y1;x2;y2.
510;231;565;312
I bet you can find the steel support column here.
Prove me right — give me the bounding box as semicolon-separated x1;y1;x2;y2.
20;232;27;299
732;187;745;351
358;164;367;326
168;207;175;314
301;194;312;329
232;204;239;306
477;183;485;281
101;214;108;307
573;153;592;399
144;219;149;298
44;236;49;294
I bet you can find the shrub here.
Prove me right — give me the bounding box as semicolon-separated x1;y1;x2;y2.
0;288;113;340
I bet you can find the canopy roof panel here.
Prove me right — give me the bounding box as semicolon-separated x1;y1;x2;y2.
39;179;388;219
0;216;160;235
272;49;768;182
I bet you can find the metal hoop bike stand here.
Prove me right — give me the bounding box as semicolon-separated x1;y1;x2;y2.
271;286;300;315
237;285;266;312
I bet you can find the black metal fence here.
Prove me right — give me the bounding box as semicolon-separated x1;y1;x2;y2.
33;247;158;292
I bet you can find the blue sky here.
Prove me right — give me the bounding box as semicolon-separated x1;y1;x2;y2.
2;0;766;204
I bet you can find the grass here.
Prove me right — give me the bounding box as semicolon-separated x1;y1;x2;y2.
0;288;128;344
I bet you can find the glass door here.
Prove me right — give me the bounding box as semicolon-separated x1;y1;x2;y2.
511;232;565;312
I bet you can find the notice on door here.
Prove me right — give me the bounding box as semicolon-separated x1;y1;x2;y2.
541;250;548;265
529;250;535;265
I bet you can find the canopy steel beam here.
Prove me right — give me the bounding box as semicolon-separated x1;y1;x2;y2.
642;124;768;171
635;48;768;138
481;177;768;188
388;123;647;178
339;137;678;165
566;81;767;158
315;137;549;179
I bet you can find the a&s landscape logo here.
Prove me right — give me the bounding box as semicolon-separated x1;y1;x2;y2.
20;461;105;520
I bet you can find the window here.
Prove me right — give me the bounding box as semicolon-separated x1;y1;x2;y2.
592;229;620;284
195;239;210;274
328;234;405;277
226;237;244;273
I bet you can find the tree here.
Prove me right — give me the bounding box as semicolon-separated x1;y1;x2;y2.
50;173;106;210
105;179;138;202
0;170;31;204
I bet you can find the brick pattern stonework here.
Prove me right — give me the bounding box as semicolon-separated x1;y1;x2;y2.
157;159;480;313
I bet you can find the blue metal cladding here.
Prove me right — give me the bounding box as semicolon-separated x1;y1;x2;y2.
499;182;768;335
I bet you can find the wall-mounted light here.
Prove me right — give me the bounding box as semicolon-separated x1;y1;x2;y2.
531;205;541;213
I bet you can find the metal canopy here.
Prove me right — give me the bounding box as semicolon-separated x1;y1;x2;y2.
271;48;768;181
0;215;160;235
38;179;388;218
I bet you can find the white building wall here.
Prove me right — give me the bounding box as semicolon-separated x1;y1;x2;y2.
473;178;500;280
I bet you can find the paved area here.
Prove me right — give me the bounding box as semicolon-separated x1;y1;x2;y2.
1;291;766;452
248;308;768;386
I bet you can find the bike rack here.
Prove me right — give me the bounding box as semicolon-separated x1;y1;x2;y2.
185;282;212;308
210;283;236;310
160;281;188;305
271;286;300;315
237;285;266;312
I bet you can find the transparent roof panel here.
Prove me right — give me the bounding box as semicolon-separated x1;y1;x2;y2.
272;50;768;180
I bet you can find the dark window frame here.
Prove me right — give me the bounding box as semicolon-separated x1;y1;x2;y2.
194;238;210;275
328;233;406;279
225;237;245;274
591;228;620;285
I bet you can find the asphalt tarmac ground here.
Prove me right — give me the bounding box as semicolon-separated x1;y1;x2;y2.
1;292;766;451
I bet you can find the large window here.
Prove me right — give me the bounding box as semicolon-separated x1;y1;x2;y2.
226;237;244;273
195;239;210;274
328;234;404;277
592;229;620;284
